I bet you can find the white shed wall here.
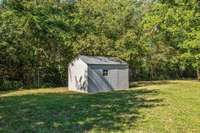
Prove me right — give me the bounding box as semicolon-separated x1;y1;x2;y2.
116;68;129;90
68;58;88;93
88;65;129;93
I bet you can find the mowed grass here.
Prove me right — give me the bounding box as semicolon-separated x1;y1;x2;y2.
0;81;200;133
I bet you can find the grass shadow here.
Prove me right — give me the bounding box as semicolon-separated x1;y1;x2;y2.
0;89;164;132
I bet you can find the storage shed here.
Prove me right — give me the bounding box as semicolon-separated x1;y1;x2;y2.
68;55;129;93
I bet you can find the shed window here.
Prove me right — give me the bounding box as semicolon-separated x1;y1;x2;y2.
103;69;108;76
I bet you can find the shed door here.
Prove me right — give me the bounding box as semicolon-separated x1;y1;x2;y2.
88;68;113;92
88;67;128;92
103;69;118;89
103;69;128;90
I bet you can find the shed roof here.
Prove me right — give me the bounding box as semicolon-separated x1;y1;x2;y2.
79;55;128;65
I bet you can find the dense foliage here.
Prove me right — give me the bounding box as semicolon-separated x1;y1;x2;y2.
0;0;199;90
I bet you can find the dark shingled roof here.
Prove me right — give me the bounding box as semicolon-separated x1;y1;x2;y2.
79;55;128;65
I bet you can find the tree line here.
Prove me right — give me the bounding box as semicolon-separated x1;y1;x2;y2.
0;0;199;90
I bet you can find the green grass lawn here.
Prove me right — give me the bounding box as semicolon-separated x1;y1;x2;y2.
0;80;200;133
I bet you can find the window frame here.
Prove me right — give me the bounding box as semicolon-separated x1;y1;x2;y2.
103;69;108;76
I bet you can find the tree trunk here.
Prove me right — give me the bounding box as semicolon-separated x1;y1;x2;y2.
150;64;154;81
197;68;200;81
